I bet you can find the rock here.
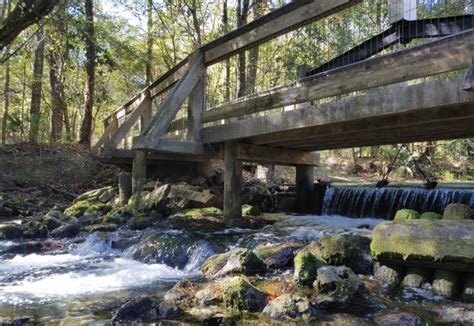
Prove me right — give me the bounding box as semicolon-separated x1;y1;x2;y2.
401;268;431;288
262;294;317;320
443;203;472;220
242;204;260;216
187;306;225;323
163;280;195;304
43;216;62;231
293;249;327;287
22;220;47;238
221;276;268;313
158;301;182;319
420;212;442;220
371;219;474;271
111;297;156;322
180;207;223;218
374;312;423;326
102;207;132;225
77;213;101;226
195;283;223;306
81;223;118;233
2;241;43;255
131;233;194;269
462;273;474;303
141;184;171;210
0;223;23;239
128;215;154;230
308;235;373;275
314;266;371;308
74;186;116;203
322;313;374;326
50;223;80;239
432;269;461;298
64;200;112;218
374;263;404;288
45;209;66;220
276;197;295;212
394;209;420;221
254;242;303;269
169;184;222;208
201;248;266;279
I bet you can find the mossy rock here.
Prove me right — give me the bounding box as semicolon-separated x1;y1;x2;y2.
443;203;472;220
374;263;404;289
101;207;130;225
202;251;231;278
432;269;461;298
262;294;317;320
293;249;327;287
181;207;223;218
420;212;442;220
74;186;116;203
128;215;154;230
394;209;420;221
221;276;268;313
201;248;266;279
0;223;24;239
401;267;431;288
23;220;48;238
82;223;118;233
242;205;261;217
195;282;224;306
253;242;303;269
462;273;474;303
64;200;112;218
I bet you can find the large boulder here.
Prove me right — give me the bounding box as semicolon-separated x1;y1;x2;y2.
201;248;266;279
371;219;474;271
163;280;196;304
443;203;472;220
141;184;171;210
221;276;268;313
253;242;303;269
195;282;223;306
293;249;327;287
262;294;317;320
111;297;156;322
394;209;420;221
308;235;373;275
168;184;222;208
314;266;374;308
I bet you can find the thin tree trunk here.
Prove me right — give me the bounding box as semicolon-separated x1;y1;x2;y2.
28;26;45;143
79;0;95;148
223;0;230;102
49;49;66;142
236;0;249;98
146;0;153;84
1;0;11;144
247;0;264;94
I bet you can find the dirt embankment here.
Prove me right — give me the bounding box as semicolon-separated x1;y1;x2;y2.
0;143;117;219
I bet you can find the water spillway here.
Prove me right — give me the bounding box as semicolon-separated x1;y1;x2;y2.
321;184;474;220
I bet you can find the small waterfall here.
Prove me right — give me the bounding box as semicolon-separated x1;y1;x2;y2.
321;186;474;219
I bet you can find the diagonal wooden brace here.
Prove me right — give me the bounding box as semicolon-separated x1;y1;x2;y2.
136;51;205;150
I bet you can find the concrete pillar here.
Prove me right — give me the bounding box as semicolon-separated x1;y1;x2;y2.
132;150;147;195
224;141;242;226
295;165;314;213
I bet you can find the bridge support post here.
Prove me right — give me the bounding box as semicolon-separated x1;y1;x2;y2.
295;165;314;213
224;141;242;226
132;150;147;195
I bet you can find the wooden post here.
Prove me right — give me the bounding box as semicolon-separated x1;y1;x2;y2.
141;98;152;132
463;57;473;92
118;171;132;205
132;150;147;195
295;165;315;213
224;141;242;226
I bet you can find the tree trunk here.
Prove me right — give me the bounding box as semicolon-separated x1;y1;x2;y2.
223;0;230;102
49;48;67;142
247;0;264;94
236;0;249;98
79;0;95;148
28;26;45;143
146;0;153;84
1;0;11;145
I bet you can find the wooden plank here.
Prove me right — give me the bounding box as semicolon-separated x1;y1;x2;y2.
202;30;474;123
103;92;151;153
137;52;205;149
203;0;358;64
152;139;205;155
202;76;474;143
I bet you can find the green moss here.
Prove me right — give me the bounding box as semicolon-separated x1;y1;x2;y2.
222;276;268;313
443;203;472;220
242;205;261;217
0;223;23;239
181;207;223;218
293;249;327;287
394;209;420;221
253;242;302;261
64;200;112;218
74;186;115;203
420;212;442;220
201;252;230;278
82;223;118;233
101;207;130;224
129;215;154;230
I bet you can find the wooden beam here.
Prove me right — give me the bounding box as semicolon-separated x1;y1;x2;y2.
224;141;242;226
202;30;474;123
151;139;205;155
137;52;205;149
203;0;359;65
463;57;474;91
187;51;206;142
202;76;474;144
103;92;151;153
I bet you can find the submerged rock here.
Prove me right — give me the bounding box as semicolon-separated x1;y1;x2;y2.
262;294;317;320
443;203;472;220
111;297;156;322
222;276;268;313
394;209;420;221
308;235;373;275
158;301;182;320
201;248;266;279
254;242;303;269
432;269;461;299
293;249;327;287
314;266;372;308
373;311;423;326
401;268;431;288
50;223;80;239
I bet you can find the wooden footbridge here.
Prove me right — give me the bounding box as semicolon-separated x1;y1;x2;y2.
92;0;474;225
